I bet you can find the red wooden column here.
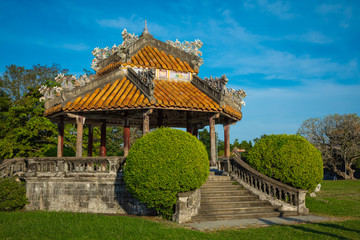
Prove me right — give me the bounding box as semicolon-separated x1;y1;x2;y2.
76;116;84;157
123;119;130;157
100;120;107;156
87;124;93;157
209;116;217;166
224;119;230;157
57;116;64;157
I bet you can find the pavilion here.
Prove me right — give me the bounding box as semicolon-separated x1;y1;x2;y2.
42;23;246;166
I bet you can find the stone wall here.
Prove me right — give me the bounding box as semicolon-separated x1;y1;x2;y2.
25;172;154;215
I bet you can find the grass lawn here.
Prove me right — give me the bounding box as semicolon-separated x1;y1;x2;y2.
0;180;359;240
306;180;360;217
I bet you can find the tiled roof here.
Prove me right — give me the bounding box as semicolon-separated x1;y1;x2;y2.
44;77;242;120
96;45;195;77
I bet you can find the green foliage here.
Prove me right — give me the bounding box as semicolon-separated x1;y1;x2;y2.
231;139;253;159
198;128;211;159
0;88;58;160
0;177;28;211
247;134;323;191
0;64;68;102
125;128;209;219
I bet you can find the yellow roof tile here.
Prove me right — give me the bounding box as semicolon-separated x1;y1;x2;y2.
50;77;241;120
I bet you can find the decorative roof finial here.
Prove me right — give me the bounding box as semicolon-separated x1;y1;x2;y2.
143;19;150;35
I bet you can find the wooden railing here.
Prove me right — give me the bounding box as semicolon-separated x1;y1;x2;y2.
218;152;308;215
0;157;126;179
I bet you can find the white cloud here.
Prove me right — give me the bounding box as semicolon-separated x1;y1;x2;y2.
96;15;168;38
210;47;359;84
300;31;333;44
244;0;296;20
226;82;360;142
316;4;342;15
315;4;352;28
60;43;89;51
36;41;89;51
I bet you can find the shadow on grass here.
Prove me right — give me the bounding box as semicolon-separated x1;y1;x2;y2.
258;218;359;240
316;222;360;234
287;224;353;240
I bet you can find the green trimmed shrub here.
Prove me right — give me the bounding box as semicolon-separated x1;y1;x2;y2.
0;177;28;211
124;128;209;219
247;134;323;191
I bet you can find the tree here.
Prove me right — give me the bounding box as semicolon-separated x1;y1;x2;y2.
0;64;68;162
298;113;360;180
247;134;323;191
125;128;209;219
106;126;142;156
198;128;211;159
231;139;253;159
0;88;58;160
0;64;68;102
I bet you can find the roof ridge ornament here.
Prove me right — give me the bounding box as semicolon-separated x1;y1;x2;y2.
166;39;203;58
166;39;204;71
90;29;138;71
203;75;246;107
142;19;150;35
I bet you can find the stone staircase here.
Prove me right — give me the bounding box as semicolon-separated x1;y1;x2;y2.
192;174;290;222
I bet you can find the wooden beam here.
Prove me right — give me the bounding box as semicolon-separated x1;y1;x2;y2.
76;116;85;157
224;119;230;157
87;124;93;157
57;116;64;157
100;120;107;156
123;119;130;157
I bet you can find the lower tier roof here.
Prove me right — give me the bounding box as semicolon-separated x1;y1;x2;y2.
44;77;242;121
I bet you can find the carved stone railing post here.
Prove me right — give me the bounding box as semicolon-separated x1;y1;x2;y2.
57;160;64;172
173;189;201;223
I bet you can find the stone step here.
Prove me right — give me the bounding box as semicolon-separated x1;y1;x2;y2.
201;186;245;192
200;200;271;208
200;184;244;190
207;175;231;181
201;190;252;196
198;206;278;215
201;195;259;203
192;211;283;222
202;182;235;187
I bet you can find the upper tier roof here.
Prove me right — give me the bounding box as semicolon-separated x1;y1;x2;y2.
96;45;195;77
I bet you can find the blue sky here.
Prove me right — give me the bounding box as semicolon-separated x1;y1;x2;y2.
1;0;359;142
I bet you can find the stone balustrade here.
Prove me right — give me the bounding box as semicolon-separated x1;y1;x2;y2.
0;156;125;178
0;158;27;178
218;153;308;215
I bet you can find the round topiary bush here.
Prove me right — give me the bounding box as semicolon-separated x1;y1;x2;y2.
0;177;28;211
247;134;323;191
124;127;209;219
